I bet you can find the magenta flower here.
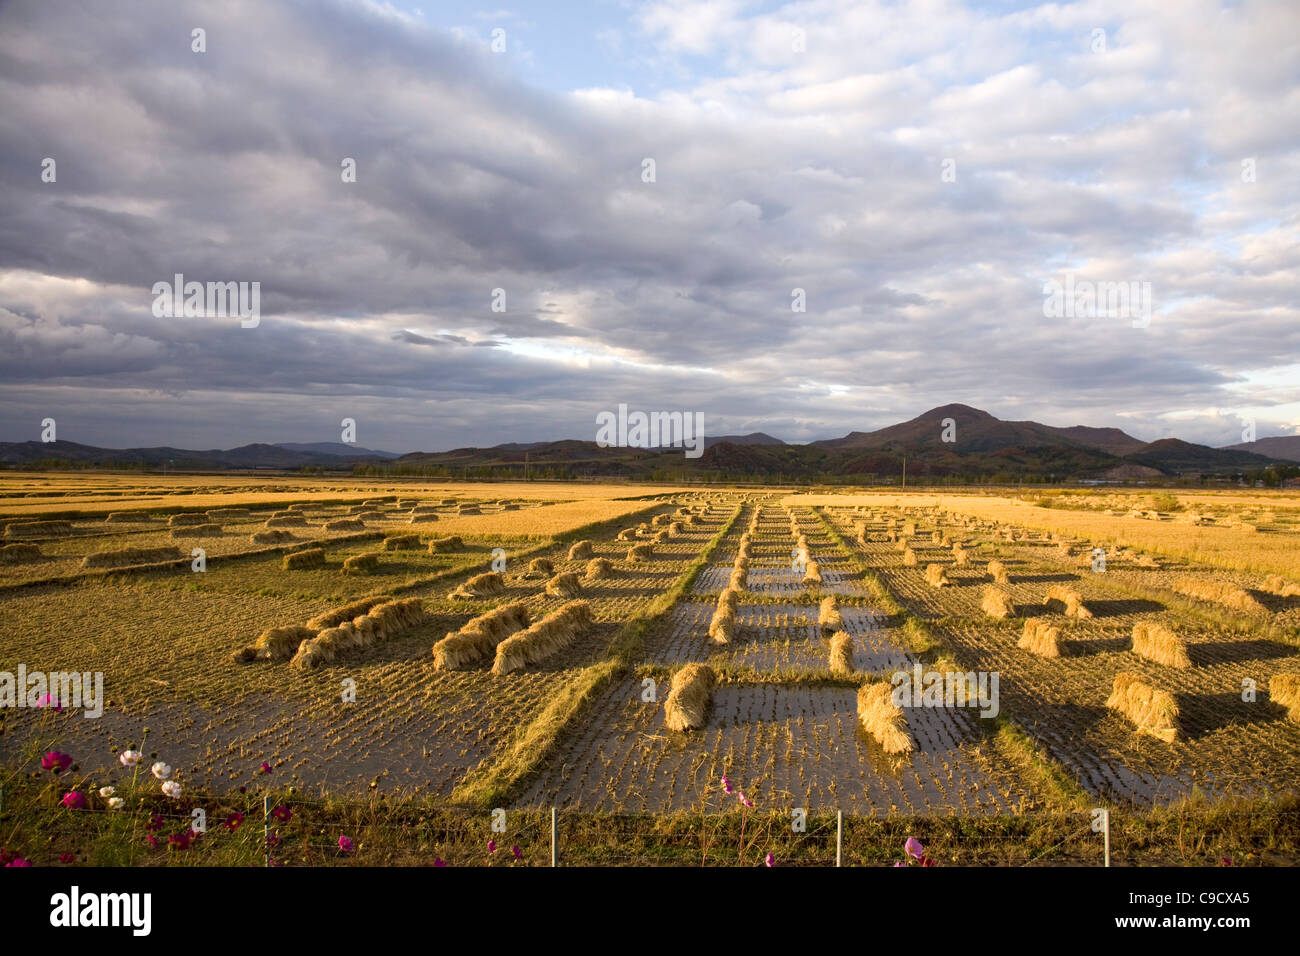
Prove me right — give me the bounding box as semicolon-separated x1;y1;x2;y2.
893;861;906;867
41;751;72;773
905;837;924;860
34;693;63;712
511;844;522;859
721;775;733;794
487;839;497;854
265;832;281;848
271;805;292;822
58;853;75;864
259;762;273;775
168;830;193;851
737;792;754;808
338;836;355;853
765;852;775;867
61;791;87;810
223;812;244;831
4;857;31;867
434;857;447;867
145;814;165;832
145;834;159;849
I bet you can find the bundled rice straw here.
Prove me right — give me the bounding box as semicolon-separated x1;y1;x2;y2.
1262;575;1300;598
81;547;181;569
857;682;912;754
1172;576;1267;614
282;547;326;570
1018;617;1061;657
987;560;1009;584
383;533;421;551
457;504;481;515
205;508;249;520
264;515;307;527
324;518;365;532
291;598;427;670
1270;673;1300;722
104;512;150;523
585;557;613;580
802;559;823;588
1130;621;1192;668
708;603;736;645
902;548;919;567
342;552;381;574
1045;585;1093;619
450;571;505;599
411;505;440;514
546;571;583;598
981;587;1015;619
828;631;854;676
568;540;594;561
924;563;949;587
408;512;440;523
432;601;531;670
818;595;843;633
168;514;208;527
491;600;593;674
627;543;654;562
1106;672;1179;742
171;524;222;539
952;545;969;566
0;543;41;563
251;529;295;544
306;595;394;630
523;558;554;579
617;528;638;541
663;663;715;732
236;625;317;663
428;536;464;553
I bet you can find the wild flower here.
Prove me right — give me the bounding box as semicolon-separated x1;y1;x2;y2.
338;836;355;853
61;791;87;810
42;751;72;773
150;761;172;780
119;750;143;767
161;780;182;799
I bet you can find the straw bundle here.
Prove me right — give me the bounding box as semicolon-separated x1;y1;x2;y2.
924;563;949;587
952;545;969;566
1262;575;1300;599
902;547;918;567
802;560;823;587
450;571;505;599
981;587;1015;619
987;560;1009;584
104;512;150;523
342;552;381;574
663;663;715;732
432;601;531;670
1172;576;1267;614
291;598;427;670
617;528;638;541
492;600;593;674
168;514;208;528
383;533;421;551
1045;585;1093;619
0;543;41;563
1270;674;1300;722
324;518;365;532
546;572;583;598
568;540;594;561
627;543;654;562
829;631;854;676
857;682;912;754
523;558;554;579
236;625;317;663
1105;673;1179;742
282;547;326;570
818;595;843;633
306;595;394;630
584;557;613;580
1018;617;1062;657
428;536;464;553
81;546;181;569
1130;621;1192;668
264;515;307;528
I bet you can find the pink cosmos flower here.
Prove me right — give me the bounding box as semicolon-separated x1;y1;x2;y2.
765;853;775;868
338;836;355;853
41;751;72;773
737;792;754;808
61;791;87;810
4;857;31;867
259;762;273;775
223;812;244;831
34;693;63;712
512;844;522;859
168;831;193;851
721;775;733;794
59;853;75;864
487;839;497;854
271;805;292;823
434;857;447;867
893;861;906;867
905;837;924;860
145;835;159;849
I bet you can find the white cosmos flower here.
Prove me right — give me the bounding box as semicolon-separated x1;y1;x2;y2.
108;797;125;810
119;750;143;767
150;761;172;780
99;786;116;798
161;781;182;798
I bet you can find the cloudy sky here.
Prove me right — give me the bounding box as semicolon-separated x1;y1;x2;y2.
1;0;1297;452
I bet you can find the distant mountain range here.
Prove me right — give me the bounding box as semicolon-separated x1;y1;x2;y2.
2;405;1295;482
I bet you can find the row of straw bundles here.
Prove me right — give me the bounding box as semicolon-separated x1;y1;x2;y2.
307;595;395;631
987;560;1009;584
81;546;182;570
451;571;505;599
1018;617;1062;657
492;600;593;675
0;543;41;563
252;529;295;544
523;557;553;578
818;595;843;633
981;587;1015;619
1271;674;1300;722
291;598;428;669
457;503;481;515
1044;585;1093;619
5;520;72;538
237;625;318;662
709;587;740;644
663;663;716;732
627;543;654;562
324;517;365;532
1131;621;1191;668
546;572;583;598
568;540;594;561
429;535;463;553
172;524;222;539
829;631;854;675
1171;576;1267;614
1106;673;1178;742
432;601;532;670
857;682;912;753
342;552;381;574
283;547;326;570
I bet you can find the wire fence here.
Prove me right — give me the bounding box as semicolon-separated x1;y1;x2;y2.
8;782;1289;867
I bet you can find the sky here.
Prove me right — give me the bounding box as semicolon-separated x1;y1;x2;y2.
0;0;1297;453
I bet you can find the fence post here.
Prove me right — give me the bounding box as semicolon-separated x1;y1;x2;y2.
263;795;271;868
551;807;558;868
836;810;843;868
1103;809;1110;868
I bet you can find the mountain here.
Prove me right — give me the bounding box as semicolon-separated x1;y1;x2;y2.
3;406;1294;482
1221;435;1300;463
275;442;400;459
